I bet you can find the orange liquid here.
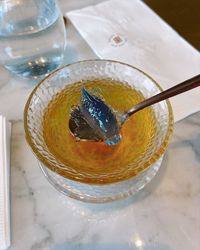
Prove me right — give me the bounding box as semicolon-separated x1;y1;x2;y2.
43;79;157;184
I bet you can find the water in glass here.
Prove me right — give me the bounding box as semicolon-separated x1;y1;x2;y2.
0;0;66;79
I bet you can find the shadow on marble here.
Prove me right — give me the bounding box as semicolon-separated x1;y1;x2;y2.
53;242;173;250
62;44;79;66
72;152;170;213
0;66;11;88
170;133;200;162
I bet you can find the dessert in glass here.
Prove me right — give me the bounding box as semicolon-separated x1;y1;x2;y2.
24;60;173;202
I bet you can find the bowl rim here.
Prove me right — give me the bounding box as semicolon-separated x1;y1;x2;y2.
24;59;174;185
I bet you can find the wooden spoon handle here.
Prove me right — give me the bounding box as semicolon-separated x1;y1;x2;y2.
127;74;200;117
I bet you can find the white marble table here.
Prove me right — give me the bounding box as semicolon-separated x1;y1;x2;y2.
0;1;199;250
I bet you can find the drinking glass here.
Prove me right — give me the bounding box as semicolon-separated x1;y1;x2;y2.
0;0;66;79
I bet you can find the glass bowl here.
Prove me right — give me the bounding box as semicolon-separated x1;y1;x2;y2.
24;59;173;203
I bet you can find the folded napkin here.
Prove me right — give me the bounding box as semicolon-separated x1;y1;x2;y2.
66;0;200;122
0;116;11;250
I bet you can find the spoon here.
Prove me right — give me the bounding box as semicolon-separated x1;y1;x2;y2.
69;74;200;145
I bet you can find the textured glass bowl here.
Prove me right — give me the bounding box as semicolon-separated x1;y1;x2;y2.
24;60;173;203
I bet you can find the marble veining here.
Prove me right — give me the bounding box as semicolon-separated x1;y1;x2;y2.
9;112;200;250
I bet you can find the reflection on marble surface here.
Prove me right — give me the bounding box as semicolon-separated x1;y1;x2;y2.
10;112;200;250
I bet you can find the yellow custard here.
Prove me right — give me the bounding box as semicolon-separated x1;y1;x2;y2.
43;79;158;184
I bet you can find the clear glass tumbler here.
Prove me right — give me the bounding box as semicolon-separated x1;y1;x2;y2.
0;0;66;79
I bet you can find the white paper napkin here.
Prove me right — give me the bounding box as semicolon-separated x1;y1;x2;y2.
66;0;200;122
0;116;11;250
